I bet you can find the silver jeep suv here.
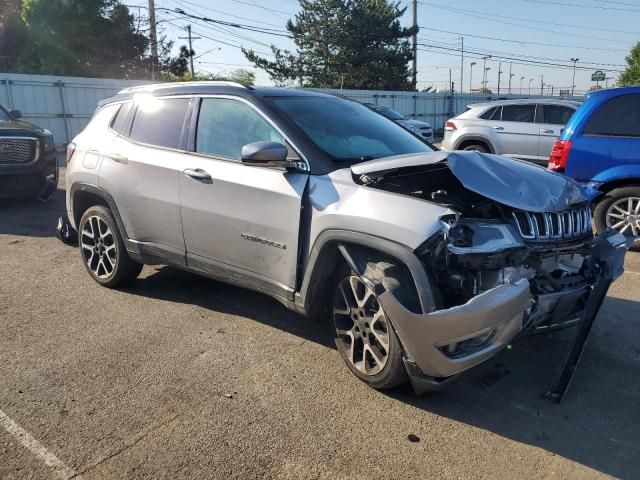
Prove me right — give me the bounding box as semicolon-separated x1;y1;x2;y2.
442;99;580;165
66;82;628;392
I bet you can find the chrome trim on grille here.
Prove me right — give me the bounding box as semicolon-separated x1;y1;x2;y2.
512;207;592;241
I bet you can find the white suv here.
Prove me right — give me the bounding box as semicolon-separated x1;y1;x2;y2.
442;99;580;165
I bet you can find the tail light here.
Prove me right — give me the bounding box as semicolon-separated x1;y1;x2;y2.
66;142;76;164
444;121;457;131
548;139;572;172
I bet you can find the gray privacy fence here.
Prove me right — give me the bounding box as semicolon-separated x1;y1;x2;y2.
1;73;584;149
0;73;148;149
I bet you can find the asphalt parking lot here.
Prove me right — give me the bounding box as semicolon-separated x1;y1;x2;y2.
1;171;639;480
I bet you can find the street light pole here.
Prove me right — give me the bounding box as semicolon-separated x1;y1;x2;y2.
469;61;476;93
540;74;544;95
497;61;503;95
508;63;513;95
570;57;579;97
520;75;525;94
529;78;533;96
484;67;491;93
481;55;491;93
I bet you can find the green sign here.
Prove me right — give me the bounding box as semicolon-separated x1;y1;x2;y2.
592;70;606;82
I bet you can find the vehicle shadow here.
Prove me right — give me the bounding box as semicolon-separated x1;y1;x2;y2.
126;266;640;479
0;187;66;238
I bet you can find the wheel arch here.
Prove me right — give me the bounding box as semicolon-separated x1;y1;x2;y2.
70;183;129;242
454;135;495;153
297;230;436;319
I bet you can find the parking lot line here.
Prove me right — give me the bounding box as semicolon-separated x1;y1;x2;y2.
0;408;81;480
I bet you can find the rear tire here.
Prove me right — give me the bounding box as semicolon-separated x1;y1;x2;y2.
329;263;407;390
78;206;142;288
593;186;640;248
462;143;489;153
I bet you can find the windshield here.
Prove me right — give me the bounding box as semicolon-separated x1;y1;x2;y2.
0;107;12;121
375;105;405;121
271;96;435;162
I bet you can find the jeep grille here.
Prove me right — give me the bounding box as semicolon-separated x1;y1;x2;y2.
512;207;592;241
0;137;38;164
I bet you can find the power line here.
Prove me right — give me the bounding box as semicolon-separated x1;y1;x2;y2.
419;1;638;35
418;1;634;44
418;26;627;53
519;0;640;12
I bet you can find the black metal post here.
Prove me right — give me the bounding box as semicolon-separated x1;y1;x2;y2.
544;276;612;403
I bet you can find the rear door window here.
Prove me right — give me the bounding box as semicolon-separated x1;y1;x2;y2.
501;104;535;123
541;104;575;125
583;94;640;137
129;97;190;149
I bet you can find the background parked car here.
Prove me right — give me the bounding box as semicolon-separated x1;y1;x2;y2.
364;103;434;141
548;86;640;245
441;99;580;165
0;105;58;200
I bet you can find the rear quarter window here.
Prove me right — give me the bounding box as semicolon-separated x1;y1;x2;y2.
479;106;500;120
110;102;133;135
583;94;640;137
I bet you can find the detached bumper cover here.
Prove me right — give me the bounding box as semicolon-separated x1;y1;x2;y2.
377;230;630;380
379;279;531;378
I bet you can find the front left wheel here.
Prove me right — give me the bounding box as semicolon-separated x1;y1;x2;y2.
78;206;142;288
330;264;407;390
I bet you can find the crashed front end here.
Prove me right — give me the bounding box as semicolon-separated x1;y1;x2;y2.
352;151;630;388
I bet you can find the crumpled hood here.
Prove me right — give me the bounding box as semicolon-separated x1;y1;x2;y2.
351;151;587;212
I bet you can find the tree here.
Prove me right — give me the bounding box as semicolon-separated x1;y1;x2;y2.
618;42;640;86
243;0;417;90
0;0;191;79
163;68;256;87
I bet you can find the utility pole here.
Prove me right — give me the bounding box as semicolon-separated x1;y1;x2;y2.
540;74;544;95
148;0;158;80
179;25;201;78
460;36;464;94
412;0;417;90
497;61;503;95
508;63;514;95
570;58;579;97
470;61;476;93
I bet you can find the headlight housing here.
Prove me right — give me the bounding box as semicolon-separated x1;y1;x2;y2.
42;130;56;152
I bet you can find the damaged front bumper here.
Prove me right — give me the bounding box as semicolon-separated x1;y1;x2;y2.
375;229;630;391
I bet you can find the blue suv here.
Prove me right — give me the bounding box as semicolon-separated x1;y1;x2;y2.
549;86;640;245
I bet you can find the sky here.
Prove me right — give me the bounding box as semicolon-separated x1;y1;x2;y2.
126;0;639;94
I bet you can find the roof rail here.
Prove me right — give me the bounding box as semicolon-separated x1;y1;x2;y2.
118;81;249;94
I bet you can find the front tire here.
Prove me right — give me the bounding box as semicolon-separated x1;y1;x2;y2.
330;264;407;390
78;206;142;288
593;186;640;247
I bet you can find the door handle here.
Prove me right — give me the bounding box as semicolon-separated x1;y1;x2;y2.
183;168;212;183
541;129;555;134
106;153;128;164
493;126;504;131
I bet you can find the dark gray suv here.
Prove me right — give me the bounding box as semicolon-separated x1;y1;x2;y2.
65;82;629;392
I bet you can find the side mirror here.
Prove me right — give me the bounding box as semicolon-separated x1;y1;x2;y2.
241;141;289;168
9;109;22;119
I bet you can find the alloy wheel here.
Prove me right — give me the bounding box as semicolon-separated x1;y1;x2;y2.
606;196;640;238
80;215;117;278
333;275;390;376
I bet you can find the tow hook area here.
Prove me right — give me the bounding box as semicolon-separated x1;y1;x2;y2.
56;215;78;246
